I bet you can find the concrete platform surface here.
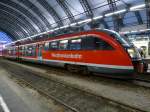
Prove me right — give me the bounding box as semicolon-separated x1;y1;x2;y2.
3;60;150;112
0;66;51;112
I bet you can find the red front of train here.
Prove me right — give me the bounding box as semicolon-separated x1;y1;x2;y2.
3;29;147;78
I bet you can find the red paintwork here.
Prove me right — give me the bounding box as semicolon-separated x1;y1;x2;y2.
3;30;133;67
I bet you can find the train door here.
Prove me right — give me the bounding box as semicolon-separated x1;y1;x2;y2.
38;44;43;61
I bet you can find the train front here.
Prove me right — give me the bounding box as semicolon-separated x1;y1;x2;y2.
104;29;148;74
115;32;147;74
126;44;148;74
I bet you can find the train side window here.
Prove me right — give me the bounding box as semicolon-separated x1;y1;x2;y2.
13;47;16;56
82;37;95;50
24;46;27;56
59;40;68;50
22;46;25;56
32;45;36;56
94;37;114;50
19;46;22;56
25;45;36;56
44;42;49;50
27;46;32;56
8;49;11;55
70;38;81;50
49;41;58;50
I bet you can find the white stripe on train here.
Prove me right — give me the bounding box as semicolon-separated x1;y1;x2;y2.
19;57;134;70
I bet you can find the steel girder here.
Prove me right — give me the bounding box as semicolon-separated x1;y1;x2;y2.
0;20;26;39
145;0;150;28
0;23;22;40
0;0;46;32
78;0;94;29
78;0;109;29
0;10;32;36
17;0;51;29
107;0;121;31
78;0;93;18
0;17;29;38
134;11;143;24
0;29;13;41
100;19;109;29
0;3;38;35
0;27;15;41
56;0;75;23
37;0;63;26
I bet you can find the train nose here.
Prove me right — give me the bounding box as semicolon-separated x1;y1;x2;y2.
132;60;148;73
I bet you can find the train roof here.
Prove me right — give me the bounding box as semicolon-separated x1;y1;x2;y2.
5;29;129;48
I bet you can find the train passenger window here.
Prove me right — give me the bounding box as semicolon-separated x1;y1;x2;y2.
32;45;36;56
59;40;68;50
44;42;49;50
24;46;27;56
94;37;114;50
22;46;25;56
24;45;36;56
49;41;58;50
27;46;32;56
12;47;16;56
19;46;22;56
70;38;81;50
8;49;11;55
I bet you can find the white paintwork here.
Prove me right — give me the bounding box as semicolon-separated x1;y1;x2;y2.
0;95;10;112
20;57;134;70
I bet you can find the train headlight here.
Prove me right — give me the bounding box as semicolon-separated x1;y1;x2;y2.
127;48;141;59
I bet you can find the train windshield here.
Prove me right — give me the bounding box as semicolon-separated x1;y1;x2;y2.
102;29;130;47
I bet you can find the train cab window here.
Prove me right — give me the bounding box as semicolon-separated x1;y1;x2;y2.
59;40;68;50
70;38;81;50
94;37;114;50
49;41;58;50
82;37;95;50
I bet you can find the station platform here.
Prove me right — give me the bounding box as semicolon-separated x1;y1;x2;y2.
0;65;50;112
2;59;150;112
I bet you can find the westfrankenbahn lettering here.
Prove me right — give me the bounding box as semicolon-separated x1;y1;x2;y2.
51;53;82;59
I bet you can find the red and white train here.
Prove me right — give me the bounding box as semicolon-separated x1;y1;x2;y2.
3;29;148;78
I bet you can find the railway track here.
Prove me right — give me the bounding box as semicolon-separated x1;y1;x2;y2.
4;64;79;112
16;60;150;90
20;60;150;89
1;60;148;112
133;78;150;88
11;74;79;112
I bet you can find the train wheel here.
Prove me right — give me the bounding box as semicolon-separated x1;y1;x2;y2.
66;64;81;73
